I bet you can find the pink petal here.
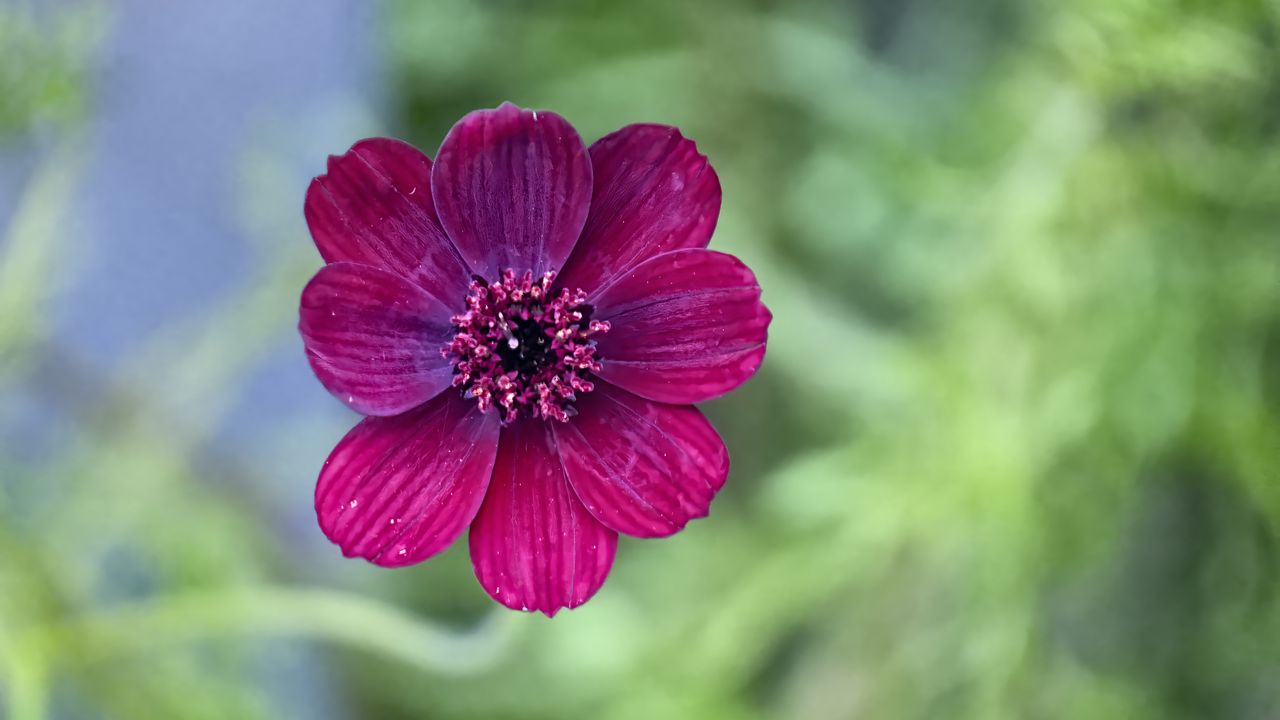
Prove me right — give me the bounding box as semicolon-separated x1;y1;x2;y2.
590;249;771;404
299;262;457;417
468;420;617;616
554;383;729;538
305;137;471;306
555;124;720;295
315;392;500;567
431;103;592;279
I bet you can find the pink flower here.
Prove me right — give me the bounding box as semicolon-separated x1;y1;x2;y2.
299;103;770;615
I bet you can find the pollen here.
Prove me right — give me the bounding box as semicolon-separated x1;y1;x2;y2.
443;269;609;423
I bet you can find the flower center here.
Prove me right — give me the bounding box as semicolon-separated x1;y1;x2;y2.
443;269;609;423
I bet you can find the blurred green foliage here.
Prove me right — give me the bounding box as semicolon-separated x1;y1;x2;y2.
2;0;1280;718
0;3;102;138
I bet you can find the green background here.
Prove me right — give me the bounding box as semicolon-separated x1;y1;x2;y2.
3;0;1279;718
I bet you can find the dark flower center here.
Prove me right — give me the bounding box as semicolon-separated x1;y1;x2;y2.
442;269;609;423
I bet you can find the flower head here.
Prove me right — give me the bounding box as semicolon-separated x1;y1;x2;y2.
299;103;771;615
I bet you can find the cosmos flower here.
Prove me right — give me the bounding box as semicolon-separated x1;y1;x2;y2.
299;103;770;615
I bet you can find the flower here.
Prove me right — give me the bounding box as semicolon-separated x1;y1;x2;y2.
299;103;771;615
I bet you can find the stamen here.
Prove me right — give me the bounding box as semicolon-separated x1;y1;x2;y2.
496;312;519;349
442;269;609;423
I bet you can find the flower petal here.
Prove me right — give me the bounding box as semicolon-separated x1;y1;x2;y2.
469;420;617;616
591;249;770;404
315;392;500;567
554;383;729;538
299;262;457;416
431;103;593;279
305;137;471;305
555;124;720;295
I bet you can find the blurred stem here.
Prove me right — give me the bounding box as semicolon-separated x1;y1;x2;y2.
0;139;83;378
14;586;516;683
4;647;48;720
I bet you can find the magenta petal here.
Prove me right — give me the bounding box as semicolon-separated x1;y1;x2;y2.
431;103;593;278
305;137;471;305
554;383;728;538
315;392;500;567
469;420;618;616
591;249;771;404
555;124;720;295
299;262;457;416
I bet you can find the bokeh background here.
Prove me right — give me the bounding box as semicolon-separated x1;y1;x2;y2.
3;0;1280;718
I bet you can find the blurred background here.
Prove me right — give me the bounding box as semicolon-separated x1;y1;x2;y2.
2;0;1279;718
